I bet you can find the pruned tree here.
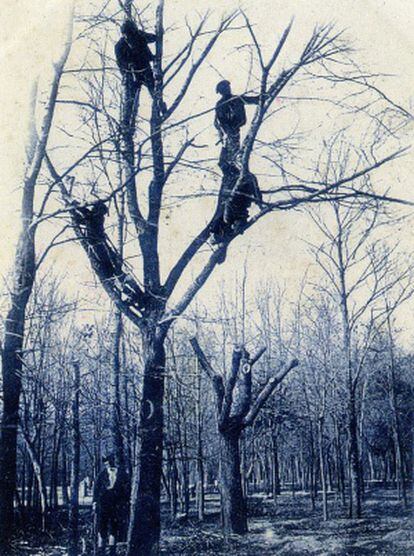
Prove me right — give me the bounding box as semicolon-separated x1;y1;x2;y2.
190;337;298;533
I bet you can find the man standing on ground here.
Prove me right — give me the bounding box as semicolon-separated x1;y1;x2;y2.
93;453;130;556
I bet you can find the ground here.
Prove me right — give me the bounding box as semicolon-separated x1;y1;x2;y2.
10;488;413;555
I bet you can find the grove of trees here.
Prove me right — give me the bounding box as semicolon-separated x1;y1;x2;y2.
0;1;412;555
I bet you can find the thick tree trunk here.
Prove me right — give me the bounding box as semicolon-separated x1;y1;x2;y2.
0;16;72;549
219;429;247;535
127;332;166;556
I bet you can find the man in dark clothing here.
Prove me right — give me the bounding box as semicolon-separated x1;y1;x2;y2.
93;453;131;556
115;20;166;121
71;200;143;310
223;171;263;232
214;80;262;171
210;171;263;245
115;20;156;94
211;80;264;249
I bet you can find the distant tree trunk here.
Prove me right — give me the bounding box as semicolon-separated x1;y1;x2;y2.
68;361;80;556
21;431;48;530
385;310;408;508
167;446;178;520
50;427;61;509
112;309;125;466
318;418;329;520
191;337;297;536
348;390;361;518
61;446;70;506
271;433;281;502
334;419;346;507
195;360;205;521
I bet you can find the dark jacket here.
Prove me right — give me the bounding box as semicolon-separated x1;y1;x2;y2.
115;30;156;75
215;94;261;136
93;467;131;510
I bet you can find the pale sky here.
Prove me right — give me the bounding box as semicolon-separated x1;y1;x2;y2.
0;0;413;342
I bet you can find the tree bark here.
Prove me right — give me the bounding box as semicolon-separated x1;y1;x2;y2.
348;392;362;518
271;434;281;501
21;431;48;530
219;429;247;535
127;330;166;556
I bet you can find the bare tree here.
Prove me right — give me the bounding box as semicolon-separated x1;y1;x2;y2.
308;173;413;517
191;337;297;533
0;12;73;549
44;1;411;553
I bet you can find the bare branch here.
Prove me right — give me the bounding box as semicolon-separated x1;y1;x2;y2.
243;358;299;427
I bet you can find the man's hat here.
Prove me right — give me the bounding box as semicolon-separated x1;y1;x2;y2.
121;20;138;36
102;453;117;466
216;80;231;94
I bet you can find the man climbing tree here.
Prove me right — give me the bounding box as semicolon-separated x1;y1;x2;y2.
115;19;166;122
211;80;263;245
215;79;262;171
69;197;144;312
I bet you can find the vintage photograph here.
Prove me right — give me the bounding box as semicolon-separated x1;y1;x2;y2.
0;0;413;554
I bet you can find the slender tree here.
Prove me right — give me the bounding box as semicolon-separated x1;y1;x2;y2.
0;13;73;550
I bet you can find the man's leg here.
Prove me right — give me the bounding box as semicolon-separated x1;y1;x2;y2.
97;509;109;556
108;535;116;556
97;532;107;556
226;131;241;168
107;512;120;556
121;75;139;132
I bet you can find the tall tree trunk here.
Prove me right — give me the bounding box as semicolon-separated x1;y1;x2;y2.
219;429;247;535
111;309;125;466
61;446;70;507
271;434;281;502
385;310;408;508
68;362;80;556
21;431;48;530
195;360;205;521
348;392;361;518
318;419;329;521
167;447;178;520
127;331;166;556
0;250;35;549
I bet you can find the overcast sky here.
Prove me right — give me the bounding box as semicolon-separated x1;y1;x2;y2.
0;0;413;342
